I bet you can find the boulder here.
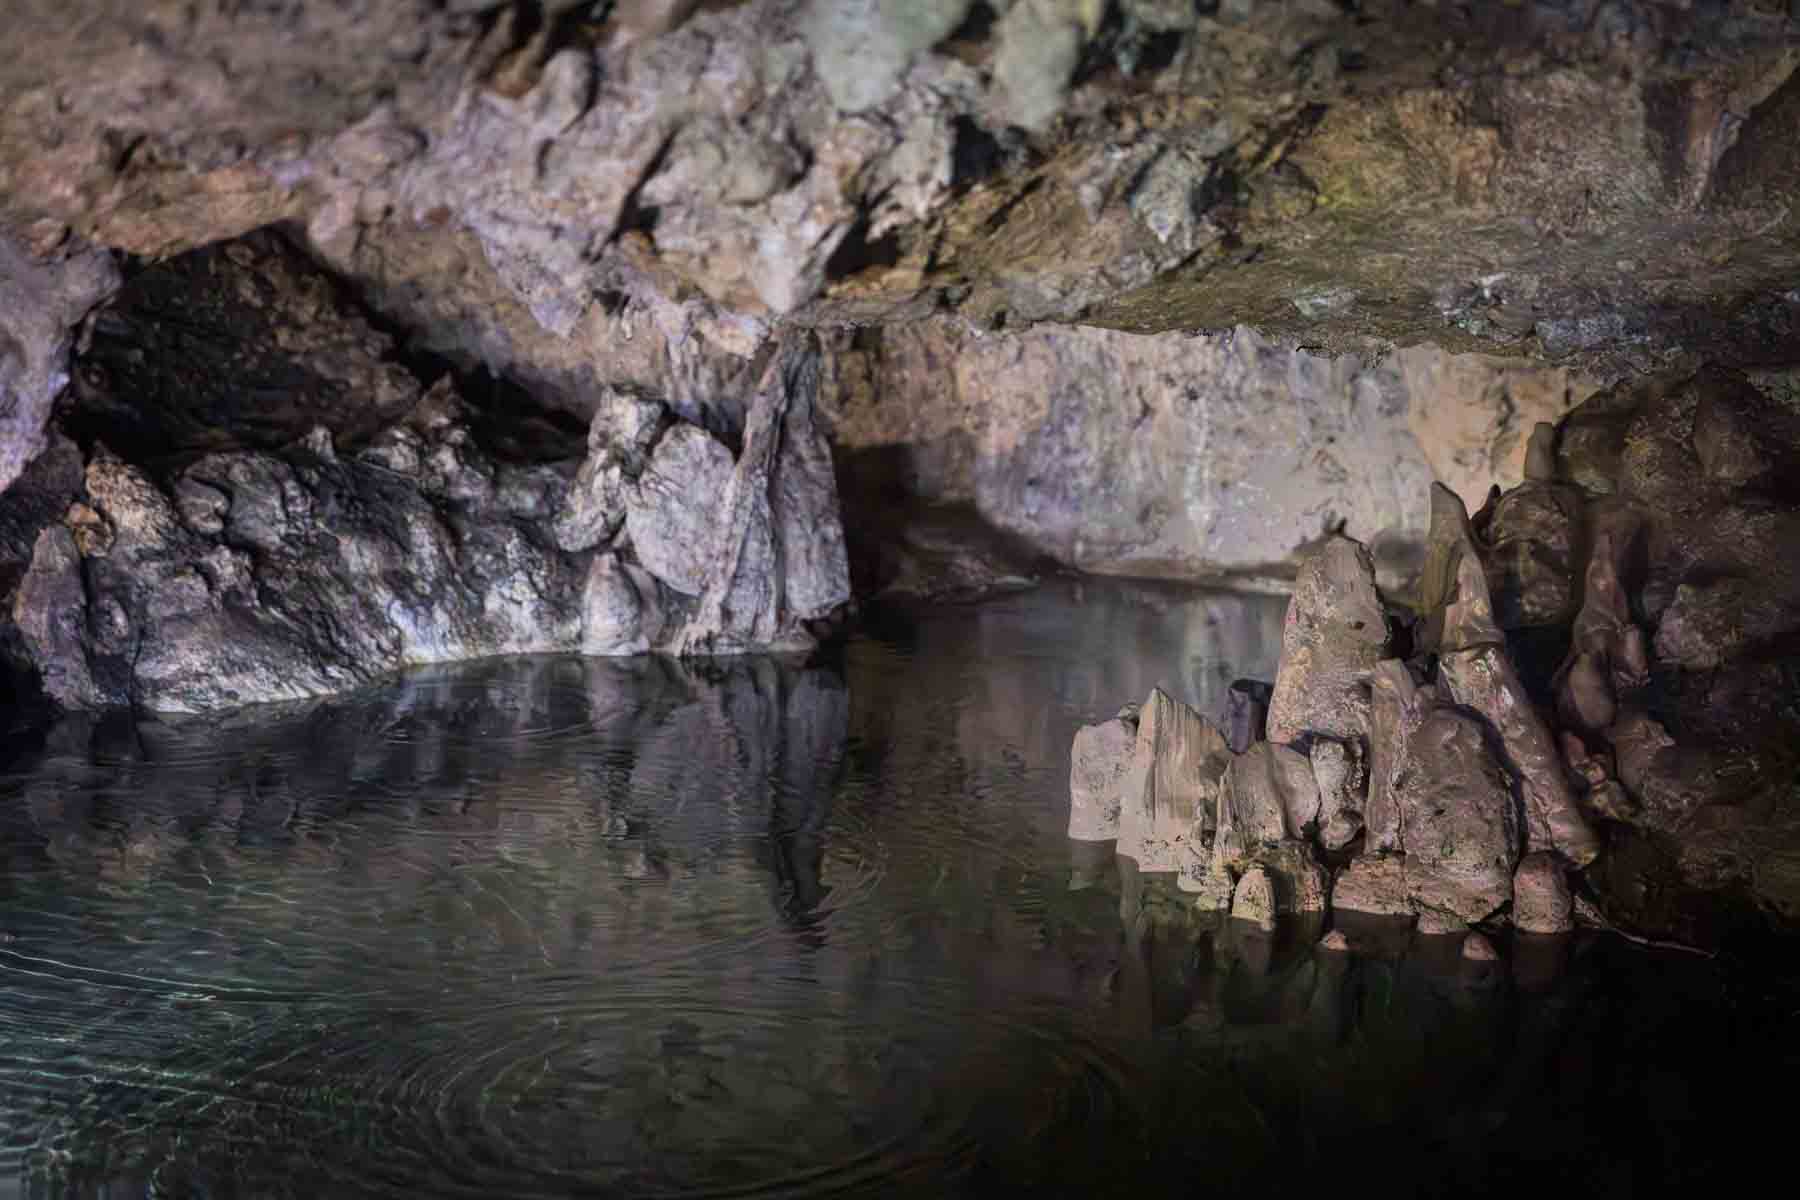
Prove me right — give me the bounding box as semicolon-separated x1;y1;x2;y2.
1512;852;1574;934
1117;688;1230;874
1416;482;1502;655
1068;705;1139;840
1482;470;1584;630
1461;931;1500;962
553;387;668;552
1554;504;1648;737
581;553;664;656
1265;535;1388;744
627;425;736;596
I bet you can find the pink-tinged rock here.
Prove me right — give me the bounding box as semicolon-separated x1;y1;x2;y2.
1461;931;1500;961
1265;536;1388;745
1231;865;1278;931
1318;929;1351;952
1116;688;1230;873
1331;854;1411;918
1513;852;1574;933
1068;707;1139;840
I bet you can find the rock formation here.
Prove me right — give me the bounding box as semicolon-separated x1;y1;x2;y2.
1075;364;1800;946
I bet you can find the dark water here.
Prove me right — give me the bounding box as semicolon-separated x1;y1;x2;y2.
0;581;1794;1198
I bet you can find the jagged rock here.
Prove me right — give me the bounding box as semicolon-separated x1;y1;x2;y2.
1215;742;1311;873
1654;578;1792;672
1417;482;1501;655
1396;708;1521;929
553;387;668;552
581;553;664;656
1265;536;1387;744
12;524;100;706
668;341;851;654
1441;643;1600;866
1224;678;1272;753
1069;706;1140;840
1482;472;1584;630
1310;737;1366;852
0;232;117;497
1231;865;1278;931
626;425;736;596
1513;852;1574;934
1554;504;1647;737
1118;687;1230;874
1256;840;1331;916
1331;855;1410;918
1364;659;1430;853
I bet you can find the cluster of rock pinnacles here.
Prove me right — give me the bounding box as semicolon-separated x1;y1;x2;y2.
1070;367;1799;947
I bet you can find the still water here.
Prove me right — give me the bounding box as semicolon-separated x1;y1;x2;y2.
0;581;1792;1198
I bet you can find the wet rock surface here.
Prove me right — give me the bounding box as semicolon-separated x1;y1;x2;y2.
1078;365;1800;946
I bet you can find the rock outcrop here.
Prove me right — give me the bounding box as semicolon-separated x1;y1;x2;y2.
1265;536;1388;744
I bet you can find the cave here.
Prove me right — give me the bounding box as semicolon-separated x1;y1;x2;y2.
2;2;1798;1195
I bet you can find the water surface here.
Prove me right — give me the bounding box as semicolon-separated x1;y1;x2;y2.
0;581;1792;1198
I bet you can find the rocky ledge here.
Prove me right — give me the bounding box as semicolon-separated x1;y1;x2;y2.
0;234;849;713
1071;364;1800;946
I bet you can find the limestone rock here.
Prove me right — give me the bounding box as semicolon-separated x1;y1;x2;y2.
1310;737;1366;852
1513;852;1574;934
1215;742;1307;873
554;388;668;552
0;233;118;497
1180;863;1235;912
1256;840;1331;916
1482;476;1583;630
1440;643;1600;867
1224;678;1272;754
1554;505;1647;737
669;340;851;654
1117;687;1230;874
1265;536;1387;744
581;553;664;656
1231;865;1278;931
1417;482;1501;655
627;425;736;596
1069;707;1139;840
1331;855;1410;918
1395;708;1520;929
1364;659;1430;854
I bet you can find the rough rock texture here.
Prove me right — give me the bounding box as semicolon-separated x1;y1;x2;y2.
0;232;117;494
1309;737;1366;853
1265;536;1388;744
1513;852;1576;935
1394;708;1522;930
3;0;1795;387
823;321;1596;586
1214;742;1309;874
1230;864;1278;932
1068;704;1139;841
1117;687;1229;874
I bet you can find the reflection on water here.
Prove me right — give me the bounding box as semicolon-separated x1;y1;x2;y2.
0;581;1791;1198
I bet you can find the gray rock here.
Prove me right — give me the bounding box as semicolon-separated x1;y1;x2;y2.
668;339;851;654
1417;483;1501;655
1461;931;1500;961
1214;742;1304;874
1483;478;1583;630
1265;535;1387;744
1231;864;1278;931
627;425;736;596
1069;707;1139;841
581;553;664;656
1117;687;1230;874
1513;851;1573;934
554;388;668;552
0;233;117;496
1224;678;1272;753
1554;505;1647;737
1310;737;1366;852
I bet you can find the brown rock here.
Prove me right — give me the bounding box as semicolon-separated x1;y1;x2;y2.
1068;708;1139;841
1512;852;1574;934
1215;741;1310;873
1364;659;1430;853
1417;483;1502;655
1265;535;1387;745
1318;929;1351;952
1461;931;1500;961
1310;736;1366;852
1395;708;1521;929
1117;688;1230;873
1231;865;1278;931
1440;643;1600;867
1331;854;1411;918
